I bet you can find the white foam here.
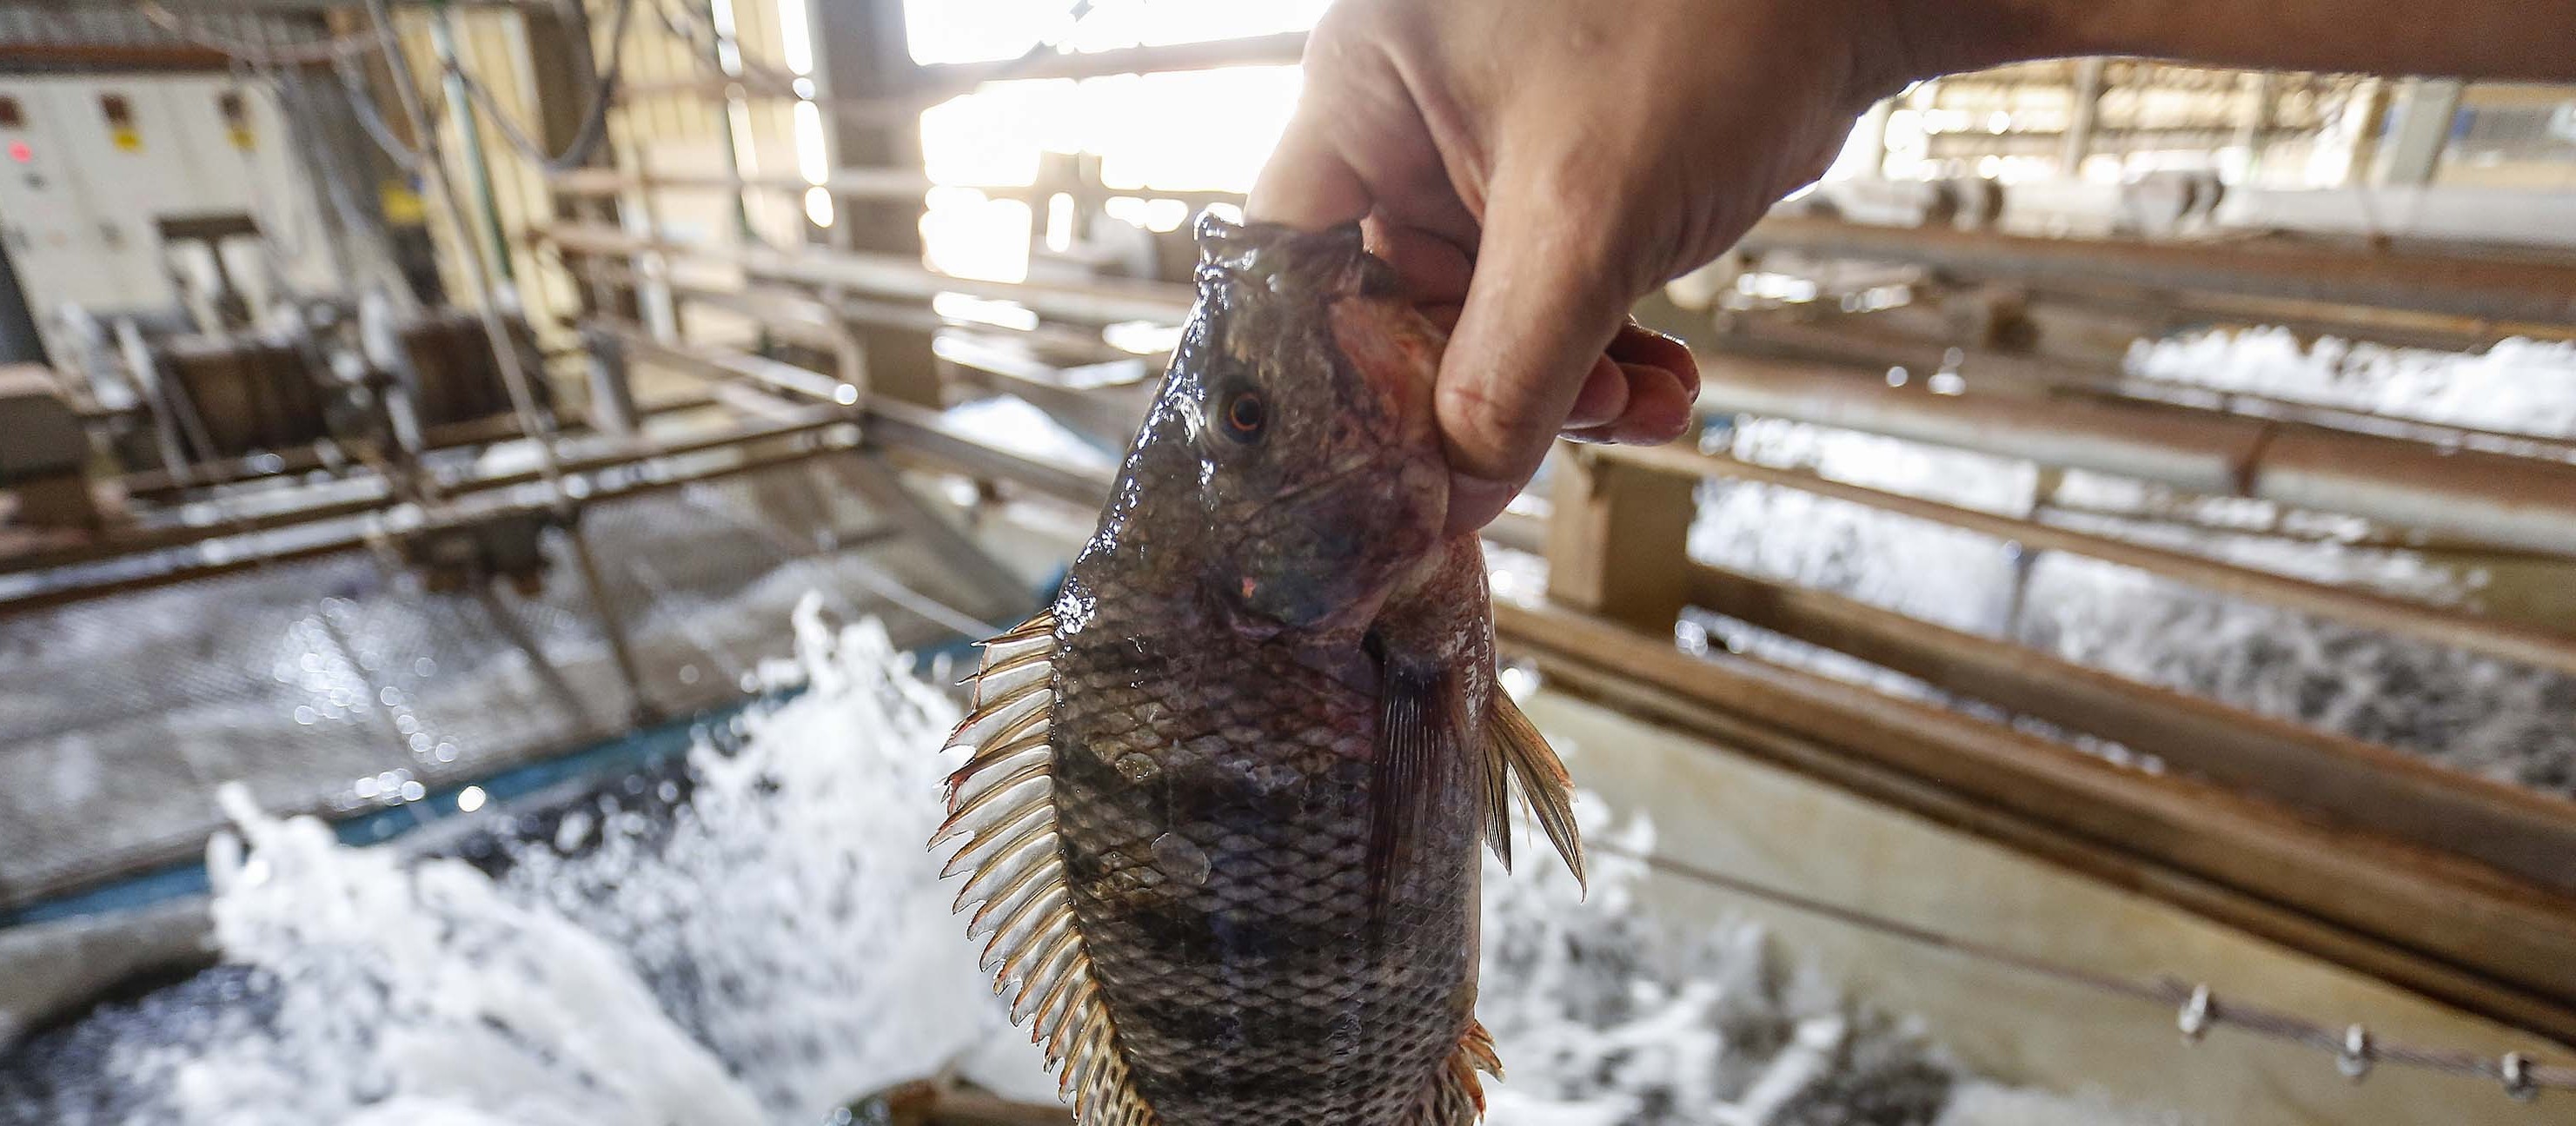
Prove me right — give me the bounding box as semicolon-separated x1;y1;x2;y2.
76;597;2154;1124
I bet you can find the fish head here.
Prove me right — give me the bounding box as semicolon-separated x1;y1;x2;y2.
1159;210;1451;642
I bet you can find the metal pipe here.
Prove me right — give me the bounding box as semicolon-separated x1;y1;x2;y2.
0;431;859;615
365;0;648;719
3;413;846;578
1599;442;2576;679
427;4;515;283
1733;215;2576;327
1692;354;2576;557
539;221;1194;324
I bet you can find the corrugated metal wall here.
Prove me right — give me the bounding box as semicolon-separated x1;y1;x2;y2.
0;2;816;342
392;0;808;344
0;5;310;53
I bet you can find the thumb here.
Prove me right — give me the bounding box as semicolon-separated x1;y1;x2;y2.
1435;179;1631;530
1247;97;1371;230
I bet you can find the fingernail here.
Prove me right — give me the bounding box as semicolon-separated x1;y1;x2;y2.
1564;359;1626;428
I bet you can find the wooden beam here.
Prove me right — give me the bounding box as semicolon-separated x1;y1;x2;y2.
1495;596;2576;1039
1722;313;2576;461
1527;652;2576;1049
1735;215;2576;328
1686;352;2576;557
1544;447;1695;633
1685;560;2576;893
1598;444;2576;679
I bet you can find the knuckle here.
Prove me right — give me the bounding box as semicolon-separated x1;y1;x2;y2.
1437;376;1551;472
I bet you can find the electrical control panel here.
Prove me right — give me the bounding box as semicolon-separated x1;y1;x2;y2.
0;74;338;364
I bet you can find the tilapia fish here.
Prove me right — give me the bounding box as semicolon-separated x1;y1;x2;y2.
934;214;1583;1126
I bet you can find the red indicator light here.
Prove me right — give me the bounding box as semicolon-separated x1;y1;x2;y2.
6;141;29;164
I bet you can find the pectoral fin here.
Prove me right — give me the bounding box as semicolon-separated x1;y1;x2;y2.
1369;661;1458;913
1484;690;1585;891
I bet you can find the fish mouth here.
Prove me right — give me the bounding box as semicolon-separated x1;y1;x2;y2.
1192;212;1388;301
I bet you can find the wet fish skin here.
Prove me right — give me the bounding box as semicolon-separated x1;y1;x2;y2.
940;213;1578;1126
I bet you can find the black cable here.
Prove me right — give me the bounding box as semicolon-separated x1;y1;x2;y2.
446;0;641;174
1591;839;2576;1096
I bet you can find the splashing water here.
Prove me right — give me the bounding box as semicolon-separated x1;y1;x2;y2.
4;597;2162;1125
2128;329;2576;441
1694;397;2576;796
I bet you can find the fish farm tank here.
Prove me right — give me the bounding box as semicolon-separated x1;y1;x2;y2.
8;1;2576;1124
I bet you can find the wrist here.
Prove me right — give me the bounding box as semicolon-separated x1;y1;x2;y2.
1869;0;2099;83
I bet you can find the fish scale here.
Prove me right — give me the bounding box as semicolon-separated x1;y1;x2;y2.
1052;607;1477;1124
934;215;1583;1126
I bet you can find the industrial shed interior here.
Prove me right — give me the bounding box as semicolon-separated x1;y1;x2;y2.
1;3;2575;1124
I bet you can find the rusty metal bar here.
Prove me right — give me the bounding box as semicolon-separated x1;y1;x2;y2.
0;426;857;614
537;222;1193;326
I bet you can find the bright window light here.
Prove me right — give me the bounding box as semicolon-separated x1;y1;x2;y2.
793;99;829;185
778;0;814;75
1045;191;1075;253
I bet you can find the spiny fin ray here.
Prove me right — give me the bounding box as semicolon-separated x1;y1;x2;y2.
1486;690;1584;891
1398;1018;1503;1125
933;610;1159;1126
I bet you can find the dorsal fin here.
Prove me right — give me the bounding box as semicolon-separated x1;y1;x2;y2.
935;610;1159;1126
1484;689;1585;891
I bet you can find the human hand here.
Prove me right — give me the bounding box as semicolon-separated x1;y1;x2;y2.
1248;0;1923;532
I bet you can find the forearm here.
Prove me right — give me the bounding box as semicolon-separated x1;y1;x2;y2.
1900;0;2576;83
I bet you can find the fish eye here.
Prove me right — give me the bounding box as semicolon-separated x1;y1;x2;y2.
1218;387;1267;444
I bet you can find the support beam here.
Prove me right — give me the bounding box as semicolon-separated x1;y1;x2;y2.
1732;215;2576;328
2060;56;2105;177
1688;353;2576;558
1545;447;1695;633
1497;596;2576;1041
1685;560;2576;893
2372;78;2466;187
1598;442;2576;680
813;0;941;407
